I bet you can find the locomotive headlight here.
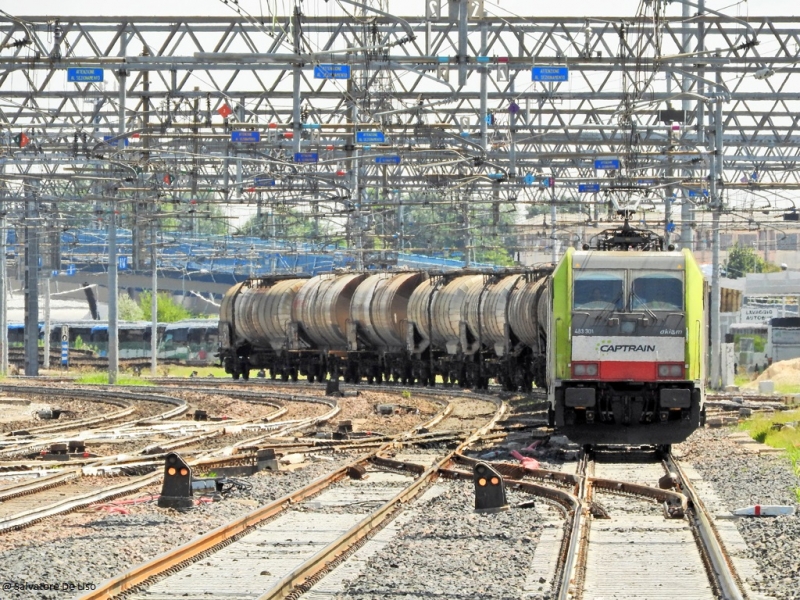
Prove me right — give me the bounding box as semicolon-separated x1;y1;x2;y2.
572;362;599;378
658;363;685;378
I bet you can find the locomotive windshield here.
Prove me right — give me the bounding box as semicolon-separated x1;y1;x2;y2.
631;272;683;311
573;272;624;310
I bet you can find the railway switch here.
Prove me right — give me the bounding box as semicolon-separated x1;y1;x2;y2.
473;462;509;513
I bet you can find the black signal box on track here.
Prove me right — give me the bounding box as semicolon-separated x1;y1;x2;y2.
473;462;509;513
158;452;195;509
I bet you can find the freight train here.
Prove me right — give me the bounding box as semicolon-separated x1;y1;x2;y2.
219;222;707;447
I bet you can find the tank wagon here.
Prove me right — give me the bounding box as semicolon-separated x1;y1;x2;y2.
219;268;551;390
219;221;707;447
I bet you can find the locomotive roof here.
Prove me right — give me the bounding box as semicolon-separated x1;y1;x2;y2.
571;250;686;270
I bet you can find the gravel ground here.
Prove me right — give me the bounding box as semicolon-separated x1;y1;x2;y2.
336;480;545;600
320;389;440;435
436;393;499;433
0;454;355;599
0;396;121;434
5;387;796;600
677;427;800;600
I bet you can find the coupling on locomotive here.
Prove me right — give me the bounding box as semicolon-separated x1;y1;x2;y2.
219;221;707;447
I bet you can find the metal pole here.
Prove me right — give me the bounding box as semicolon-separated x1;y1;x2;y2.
680;0;696;251
479;22;488;152
43;277;50;369
108;30;127;384
709;50;724;390
0;203;7;375
463;200;470;268
457;0;468;87
292;6;302;156
151;224;158;376
550;183;557;264
23;186;39;377
235;100;244;197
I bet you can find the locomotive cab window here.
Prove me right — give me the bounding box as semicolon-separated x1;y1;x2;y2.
573;272;625;311
631;272;683;311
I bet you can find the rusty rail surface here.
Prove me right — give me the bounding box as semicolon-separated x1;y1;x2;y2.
80;389;465;600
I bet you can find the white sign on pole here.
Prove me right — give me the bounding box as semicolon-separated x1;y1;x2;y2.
741;306;780;323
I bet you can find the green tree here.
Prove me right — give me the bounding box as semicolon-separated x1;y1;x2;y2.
138;291;193;322
402;200;518;265
725;243;782;278
118;293;145;321
239;208;321;240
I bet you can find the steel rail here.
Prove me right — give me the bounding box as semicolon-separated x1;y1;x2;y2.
0;385;135;441
668;455;745;600
257;395;507;600
438;466;579;511
79;457;366;600
79;391;497;600
558;452;589;600
0;470;162;532
0;469;81;502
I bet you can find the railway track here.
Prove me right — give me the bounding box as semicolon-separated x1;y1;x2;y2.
0;386;345;532
80;389;502;599
550;449;746;600
3;378;766;599
0;384;189;459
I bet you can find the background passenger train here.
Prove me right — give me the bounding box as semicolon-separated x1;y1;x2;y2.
8;320;217;365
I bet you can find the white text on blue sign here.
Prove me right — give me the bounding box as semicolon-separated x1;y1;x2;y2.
356;131;386;143
594;159;620;170
67;68;104;82
313;64;351;80
531;67;569;82
231;131;261;143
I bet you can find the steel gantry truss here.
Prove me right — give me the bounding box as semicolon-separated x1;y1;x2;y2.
2;5;800;215
2;1;800;382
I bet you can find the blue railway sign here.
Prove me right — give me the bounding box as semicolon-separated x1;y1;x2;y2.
102;136;129;147
231;131;261;143
254;177;276;187
294;152;319;163
356;131;385;143
532;66;569;81
594;158;620;170
67;68;104;82
579;183;601;193
313;64;351;79
375;155;401;165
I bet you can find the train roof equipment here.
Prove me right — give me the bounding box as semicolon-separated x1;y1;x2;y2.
585;219;670;252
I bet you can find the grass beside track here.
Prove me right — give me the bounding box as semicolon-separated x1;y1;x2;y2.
738;408;800;500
